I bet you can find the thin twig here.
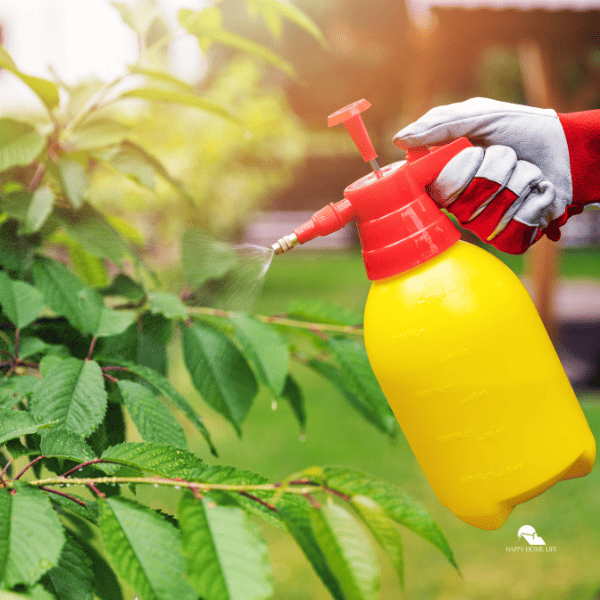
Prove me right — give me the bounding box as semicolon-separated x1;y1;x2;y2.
101;366;130;372
87;337;97;361
14;455;45;480
0;350;13;359
28;164;46;192
13;329;20;360
61;457;107;478
302;492;321;509
103;373;119;384
41;486;88;508
238;491;278;513
87;482;106;499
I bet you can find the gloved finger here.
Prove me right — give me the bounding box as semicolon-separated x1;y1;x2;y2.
393;97;554;148
487;180;556;254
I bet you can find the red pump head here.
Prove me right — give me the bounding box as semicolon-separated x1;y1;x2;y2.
272;100;472;281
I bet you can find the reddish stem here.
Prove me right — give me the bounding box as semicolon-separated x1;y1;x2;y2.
61;458;122;478
86;337;97;361
14;455;45;480
302;492;321;509
103;373;119;384
102;366;130;372
28;163;46;192
13;329;20;360
87;482;106;498
323;486;351;502
0;350;13;358
41;486;88;508
239;491;278;513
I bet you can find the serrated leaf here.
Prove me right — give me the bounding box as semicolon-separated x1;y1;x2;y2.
78;288;135;337
0;47;59;110
183;322;258;435
230;312;289;396
148;291;187;320
119;140;197;205
101;273;144;302
118;380;187;449
39;428;96;462
101;441;204;478
0;270;44;329
33;257;87;331
280;373;305;429
179;8;295;76
0;220;38;274
137;313;170;375
0;409;55;445
287;299;362;327
0;119;45;173
39;355;65;377
4;482;65;587
277;500;346;600
244;0;328;47
323;466;458;571
99;497;197;600
74;533;123;600
30;358;107;437
22;186;55;233
181;227;238;289
310;359;396;436
0;376;39;409
53;204;127;265
327;337;397;436
351;495;404;588
310;502;379;600
57;158;88;209
121;87;241;124
179;493;273;600
47;532;94;600
66;236;110;287
101;361;216;455
50;495;99;527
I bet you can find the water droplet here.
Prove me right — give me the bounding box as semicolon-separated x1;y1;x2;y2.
154;484;159;488
298;433;306;442
174;486;181;490
271;399;278;411
78;468;83;472
39;559;52;569
65;484;70;488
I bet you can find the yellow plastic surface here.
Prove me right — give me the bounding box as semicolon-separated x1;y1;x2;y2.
364;241;595;529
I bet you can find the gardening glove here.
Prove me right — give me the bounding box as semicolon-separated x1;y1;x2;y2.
393;97;600;254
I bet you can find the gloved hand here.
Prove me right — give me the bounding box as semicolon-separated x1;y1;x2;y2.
393;98;600;254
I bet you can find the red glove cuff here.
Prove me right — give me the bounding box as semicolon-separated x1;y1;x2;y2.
558;110;600;207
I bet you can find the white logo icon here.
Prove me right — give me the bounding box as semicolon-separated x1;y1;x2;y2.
517;525;546;546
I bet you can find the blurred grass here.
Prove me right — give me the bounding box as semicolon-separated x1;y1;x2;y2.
160;248;600;600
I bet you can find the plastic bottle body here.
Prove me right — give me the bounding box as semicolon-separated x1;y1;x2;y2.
364;241;595;530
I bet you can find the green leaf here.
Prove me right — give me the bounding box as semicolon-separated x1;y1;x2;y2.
39;428;96;462
121;87;241;124
0;271;44;328
137;313;170;375
0;220;38;274
77;288;135;337
53;204;127;265
183;322;258;435
0;409;55;445
181;227;238;289
128;66;193;92
49;494;99;527
30;358;107;437
119;140;197;205
33;257;87;331
0;47;59;110
323;466;458;571
179;493;273;600
179;9;295;77
0;487;10;583
102;360;216;455
287;299;362;327
101;441;204;479
118;380;187;449
3;482;65;587
57;158;88;209
39;355;65;377
230;313;289;396
280;374;305;430
327;337;397;436
244;0;328;47
74;533;123;600
309;502;379;600
99;497;197;600
101;273;144;302
47;532;94;600
309;359;396;436
0;376;39;408
148;291;187;321
277;498;346;600
22;186;55;233
66;237;110;287
69;119;130;150
0;119;45;173
107;148;156;190
247;1;283;39
351;495;404;588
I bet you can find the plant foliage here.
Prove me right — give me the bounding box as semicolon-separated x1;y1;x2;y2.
0;1;457;598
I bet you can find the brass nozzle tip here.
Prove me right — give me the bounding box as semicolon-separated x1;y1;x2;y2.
272;233;299;255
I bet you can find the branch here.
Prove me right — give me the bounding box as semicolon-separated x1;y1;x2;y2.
14;455;45;480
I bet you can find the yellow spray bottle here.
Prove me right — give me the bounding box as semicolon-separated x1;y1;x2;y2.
272;100;595;530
